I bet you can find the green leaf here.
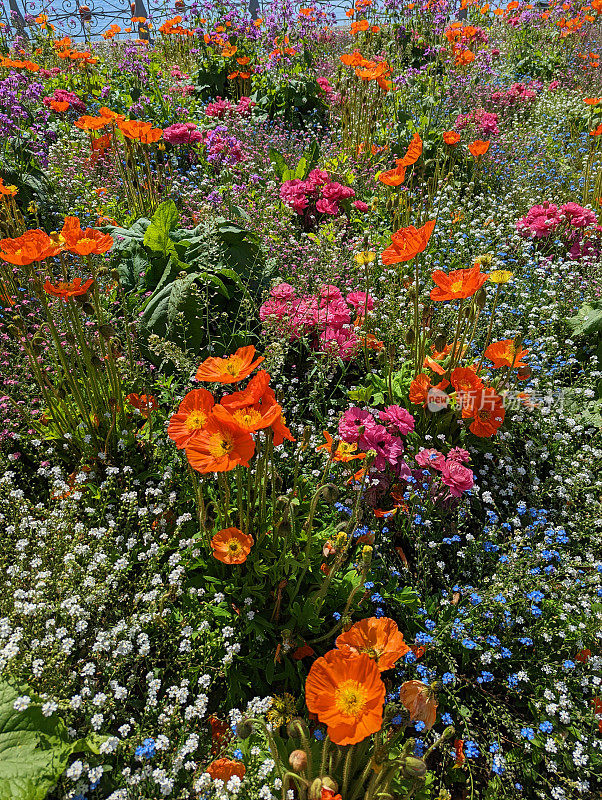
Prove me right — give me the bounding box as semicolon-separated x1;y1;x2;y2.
567;300;602;338
0;679;105;800
268;147;289;180
143;200;180;256
294;156;308;180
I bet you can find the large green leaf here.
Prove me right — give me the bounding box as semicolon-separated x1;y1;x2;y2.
143;200;180;256
567;300;602;338
0;680;105;800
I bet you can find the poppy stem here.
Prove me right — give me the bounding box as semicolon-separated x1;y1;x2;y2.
476;284;501;373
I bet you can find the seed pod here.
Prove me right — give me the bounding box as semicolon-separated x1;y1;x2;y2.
287;717;310;739
91;354;104;369
235;719;254;740
110;269;121;282
99;323;116;340
475;287;487;308
81;302;95;315
309;777;338;800
405;328;415;346
517;366;531;380
321;483;339;503
289;749;308;772
514;334;522;349
401;756;427;779
434;333;447;352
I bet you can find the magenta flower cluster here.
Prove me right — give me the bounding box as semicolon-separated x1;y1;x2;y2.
260;283;375;361
489;81;541;109
205;96;255;119
280;169;355;216
455;108;499;137
516;201;598;239
339;406;415;472
415;447;474;498
163;122;204;145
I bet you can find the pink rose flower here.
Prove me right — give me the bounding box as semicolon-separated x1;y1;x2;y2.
379;405;415;436
415;448;445;471
441;459;474;497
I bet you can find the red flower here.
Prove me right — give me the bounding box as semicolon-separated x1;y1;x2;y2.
44;277;95;300
430;264;488;301
468;139;490;159
381;220;436;264
126;393;158;418
443;131;461;145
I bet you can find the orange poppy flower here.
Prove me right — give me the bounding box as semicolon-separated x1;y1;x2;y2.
196;346;264;384
237;56;250;65
378;164;406;186
409;373;450;406
61;217;114;255
443;131;461;145
584;97;601;104
381;220;436;264
220;370;271;410
185;414;255;473
74;115;110;131
484;339;529;368
0;230;61;265
305;649;385;745
454;49;475;66
454;739;466;766
221;44;238;57
210;527;253;564
423;355;446;375
316;431;366;462
292;643;315;660
589;123;602;136
44;277;95;300
257;385;296;445
0;178;18;197
468;139;490;159
451;366;483;397
340;50;365;66
462;387;505;437
98;106;124;121
50;100;70;112
126;393;158;418
430;264;488;301
355;61;390;80
335;617;410;671
168;388;215;448
117;119;152;140
139;127;163;144
399;680;437;730
212;400;282;434
206;758;246;780
397;132;422;167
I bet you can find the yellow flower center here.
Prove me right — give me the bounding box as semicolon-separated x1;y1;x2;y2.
227;538;242;555
358;645;381;660
338;442;357;457
335;680;368;717
224;356;244;375
233;408;262;428
208;431;234;458
450;280;464;293
186;409;208;430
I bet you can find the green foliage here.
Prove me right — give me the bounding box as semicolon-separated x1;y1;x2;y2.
251;71;326;124
0;680;106;800
268;140;321;182
105;202;267;360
